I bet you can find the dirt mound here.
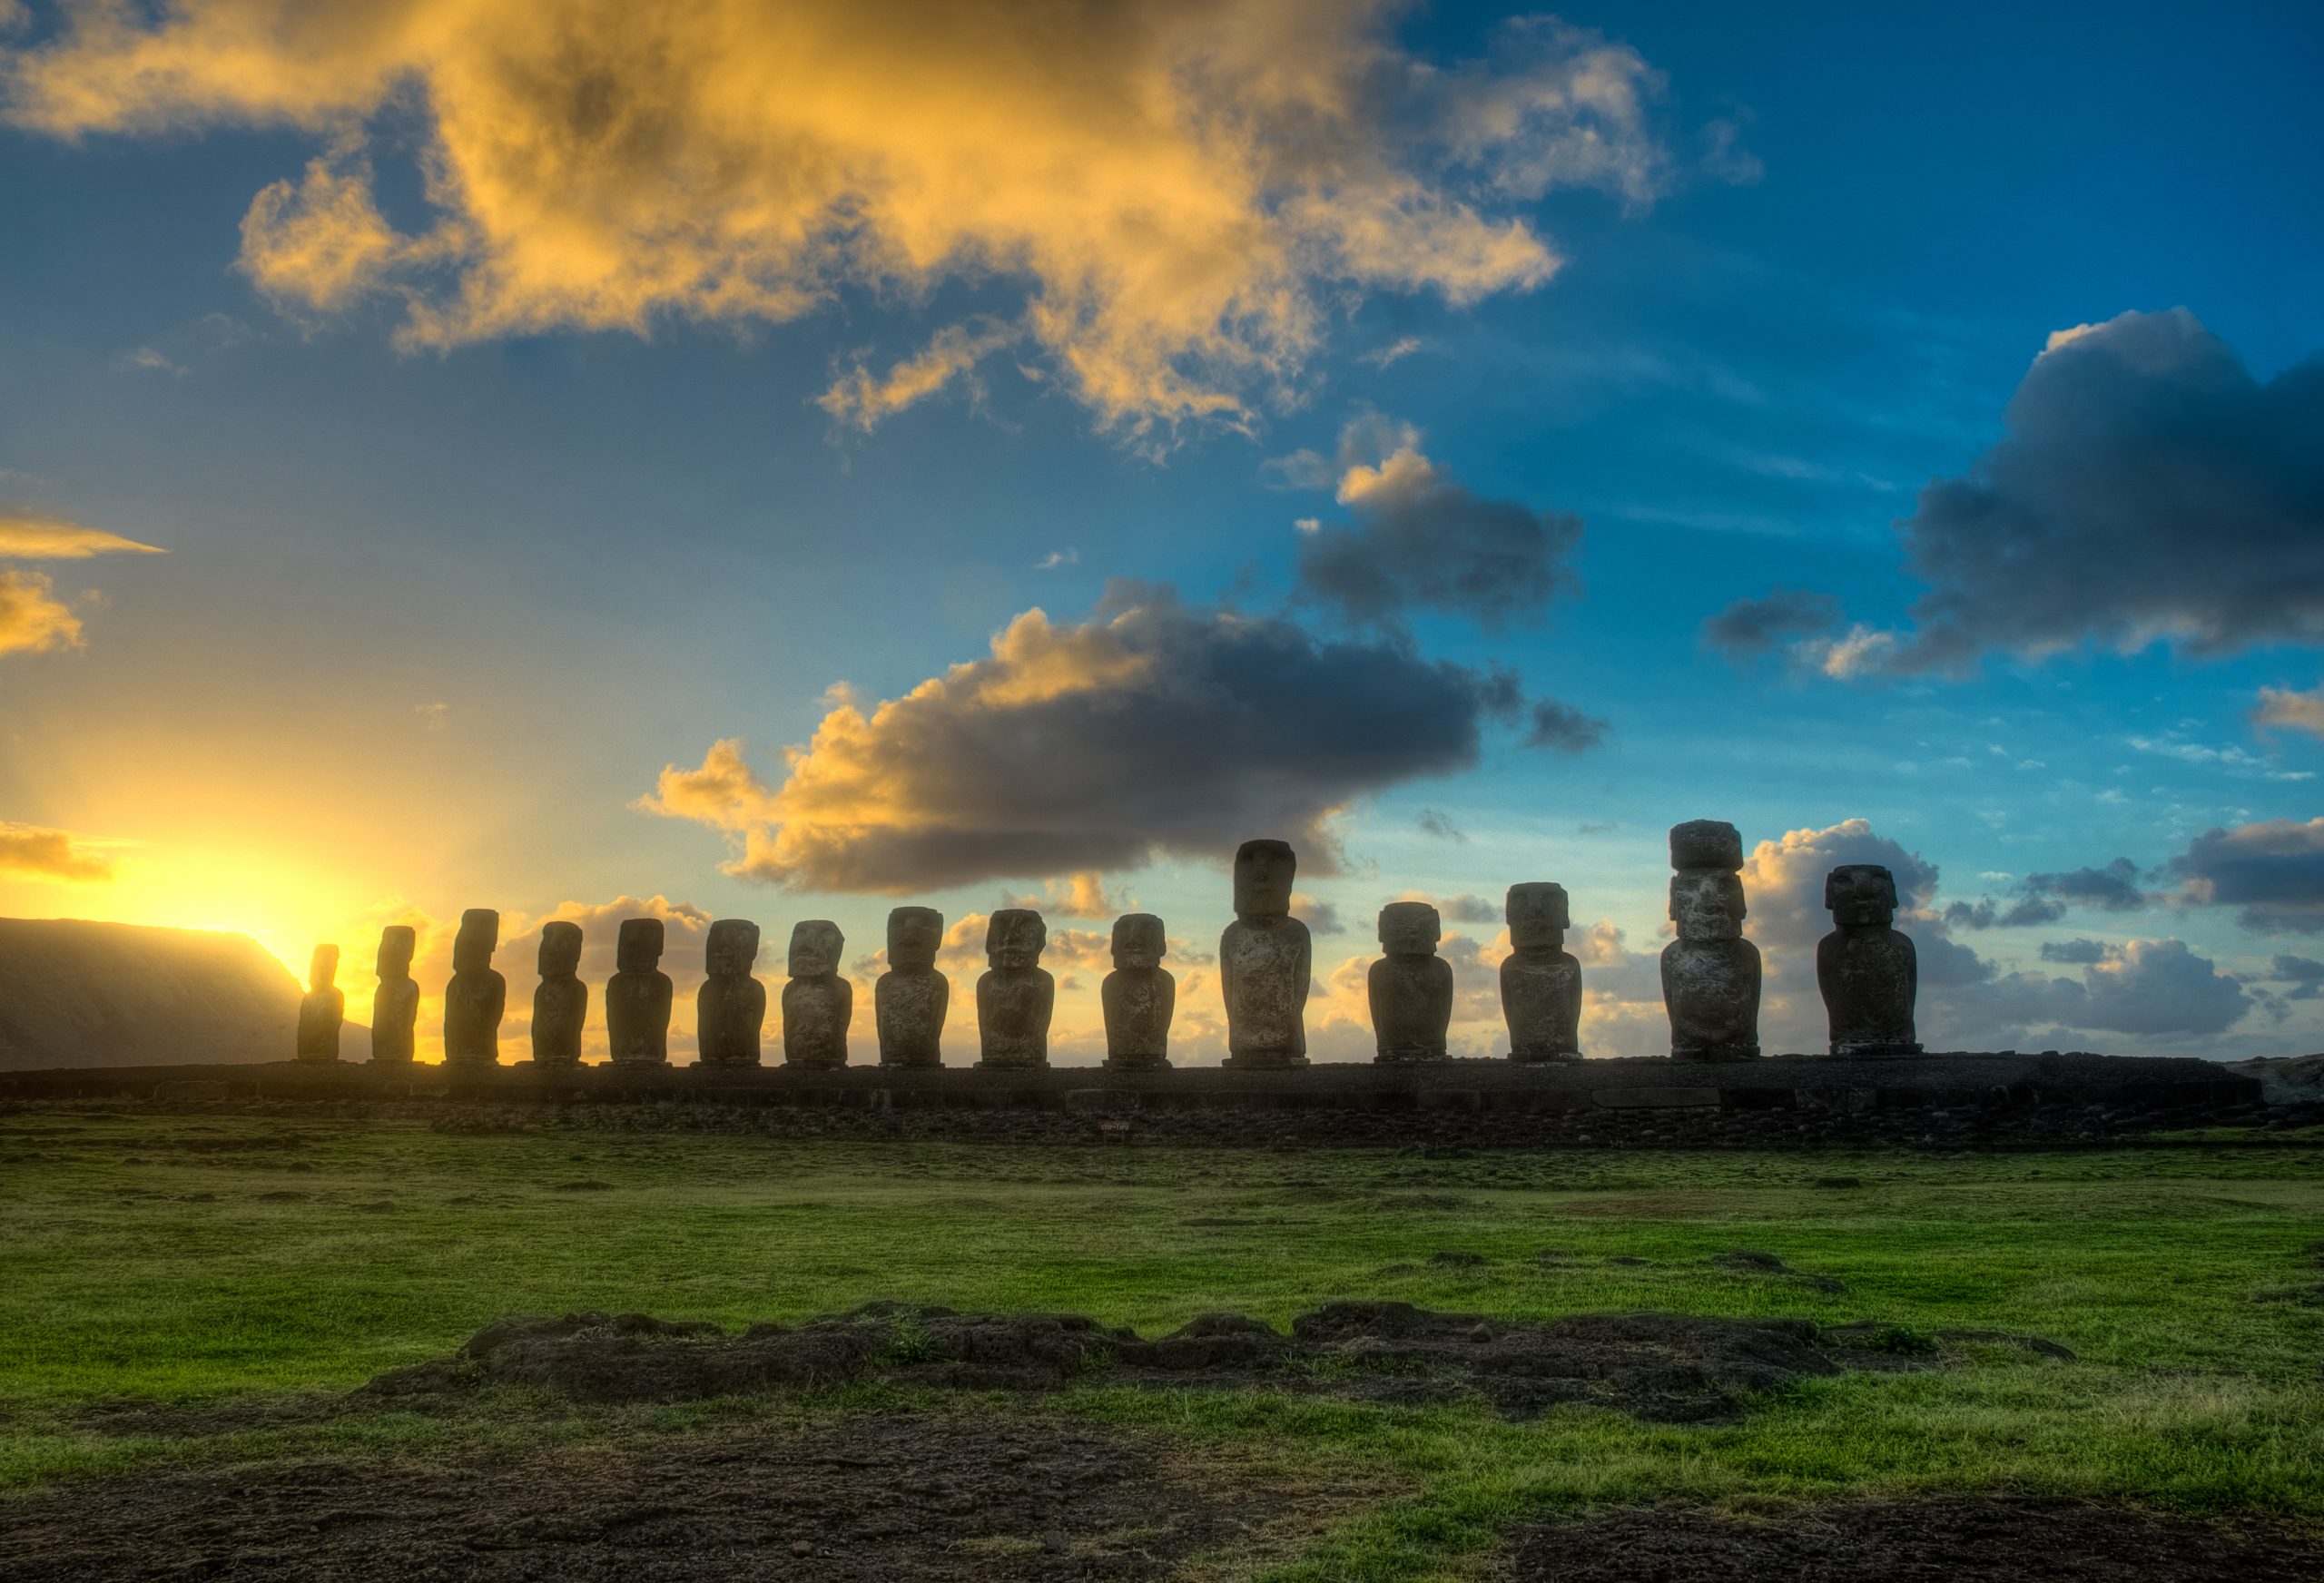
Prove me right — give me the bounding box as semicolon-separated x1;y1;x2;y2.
1501;1497;2322;1581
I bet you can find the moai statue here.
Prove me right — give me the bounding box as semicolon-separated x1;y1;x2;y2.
1370;901;1452;1063
606;918;674;1067
876;906;949;1068
1819;864;1921;1057
369;926;419;1066
976;909;1053;1070
530;920;586;1067
783;919;852;1068
443;909;507;1067
1660;821;1761;1061
696;919;765;1067
294;944;344;1064
1502;882;1582;1061
1102;913;1175;1071
1219;839;1311;1069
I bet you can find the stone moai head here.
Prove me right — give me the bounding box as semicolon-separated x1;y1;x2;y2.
376;925;416;980
705;919;760;978
1505;883;1571;950
1111;913;1166;971
1669;820;1745;873
309;943;339;994
616;917;665;973
1378;900;1442;957
452;909;498;974
1670;870;1748;939
537;920;583;978
1826;863;1899;929
987;909;1047;970
789;919;843;978
887;906;942;969
1233;839;1296;920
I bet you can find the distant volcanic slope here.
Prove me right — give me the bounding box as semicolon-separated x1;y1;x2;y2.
0;919;300;1069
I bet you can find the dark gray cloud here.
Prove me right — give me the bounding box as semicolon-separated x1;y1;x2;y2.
2164;818;2324;934
2038;938;2112;965
2268;954;2324;999
1523;699;1610;752
1290;895;1345;936
1970;939;2249;1039
1414;807;1466;842
1701;587;1844;660
1946;858;2147;929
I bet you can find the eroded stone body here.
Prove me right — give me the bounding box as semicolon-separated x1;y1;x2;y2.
783;919;852;1068
696;919;765;1067
876;906;949;1068
530;920;586;1067
295;944;343;1063
1501;882;1581;1061
1660;829;1760;1061
606;918;674;1067
369;926;419;1066
1220;839;1310;1069
976;909;1053;1070
1370;901;1452;1063
443;909;507;1067
1101;913;1175;1070
1818;864;1920;1057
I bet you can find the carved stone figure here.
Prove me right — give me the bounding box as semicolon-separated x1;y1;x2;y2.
295;944;343;1063
530;920;586;1067
1101;913;1175;1070
1219;839;1311;1069
606;918;674;1067
369;926;419;1066
443;909;507;1067
1502;882;1582;1061
1369;901;1452;1063
1660;822;1760;1061
783;919;852;1068
976;909;1053;1070
696;919;765;1067
876;906;949;1068
1819;864;1921;1057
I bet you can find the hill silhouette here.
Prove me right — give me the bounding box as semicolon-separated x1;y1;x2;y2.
0;919;302;1069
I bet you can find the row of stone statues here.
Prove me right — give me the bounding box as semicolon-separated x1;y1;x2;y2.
293;824;1919;1067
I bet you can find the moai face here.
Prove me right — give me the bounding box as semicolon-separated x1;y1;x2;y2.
537;921;583;977
1826;864;1899;929
987;909;1046;969
452;909;498;973
1112;913;1166;971
1505;883;1571;950
888;906;942;969
1669;871;1747;940
376;925;416;981
790;919;843;977
705;919;760;978
1669;820;1745;872
616;917;665;973
1378;900;1442;957
1233;839;1296;920
308;943;340;994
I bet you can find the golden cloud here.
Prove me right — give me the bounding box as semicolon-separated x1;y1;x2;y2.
0;819;115;881
0;513;165;559
0;569;81;655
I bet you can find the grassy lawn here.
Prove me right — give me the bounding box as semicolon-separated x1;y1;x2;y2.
3;1103;2319;1578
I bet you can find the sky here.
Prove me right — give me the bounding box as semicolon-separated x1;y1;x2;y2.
2;0;2321;1064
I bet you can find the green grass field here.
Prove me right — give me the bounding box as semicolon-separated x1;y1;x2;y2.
4;1104;2320;1578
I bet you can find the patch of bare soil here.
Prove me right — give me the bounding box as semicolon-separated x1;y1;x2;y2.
1501;1498;2322;1581
0;1411;1363;1582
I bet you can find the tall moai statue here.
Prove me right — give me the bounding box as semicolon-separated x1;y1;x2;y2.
1502;882;1582;1061
1102;913;1175;1071
1370;901;1452;1063
531;920;586;1067
369;926;419;1066
443;909;507;1067
1819;864;1920;1057
294;944;344;1064
876;906;948;1068
1219;839;1311;1069
783;919;852;1068
1661;821;1760;1061
976;909;1053;1070
696;919;765;1067
606;918;673;1067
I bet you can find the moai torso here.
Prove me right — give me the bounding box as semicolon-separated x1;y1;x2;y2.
443;909;507;1066
1369;901;1452;1063
1818;864;1920;1057
1502;882;1582;1061
783;919;852;1068
876;907;949;1068
976;909;1053;1070
1101;913;1175;1070
530;921;586;1067
1661;822;1760;1061
606;918;674;1066
295;944;343;1063
1220;840;1311;1068
695;919;765;1067
369;926;419;1066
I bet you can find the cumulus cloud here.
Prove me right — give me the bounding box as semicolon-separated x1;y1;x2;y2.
0;820;115;881
2165;818;2324;934
4;1;1686;435
1700;587;1843;661
2038;938;2112;965
0;569;82;656
1290;893;1344;935
2254;684;2324;741
1522;699;1610;752
0;513;165;559
1947;858;2152;929
997;871;1125;919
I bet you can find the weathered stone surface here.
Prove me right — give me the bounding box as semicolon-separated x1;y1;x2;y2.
1662;844;1760;1061
1502;882;1582;1062
606;918;674;1067
443;909;507;1067
696;919;765;1068
1220;839;1310;1069
875;906;948;1069
783;919;852;1068
369;926;419;1067
1819;864;1920;1057
976;909;1053;1070
530;921;586;1067
1102;913;1175;1070
294;944;343;1064
1370;901;1452;1064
